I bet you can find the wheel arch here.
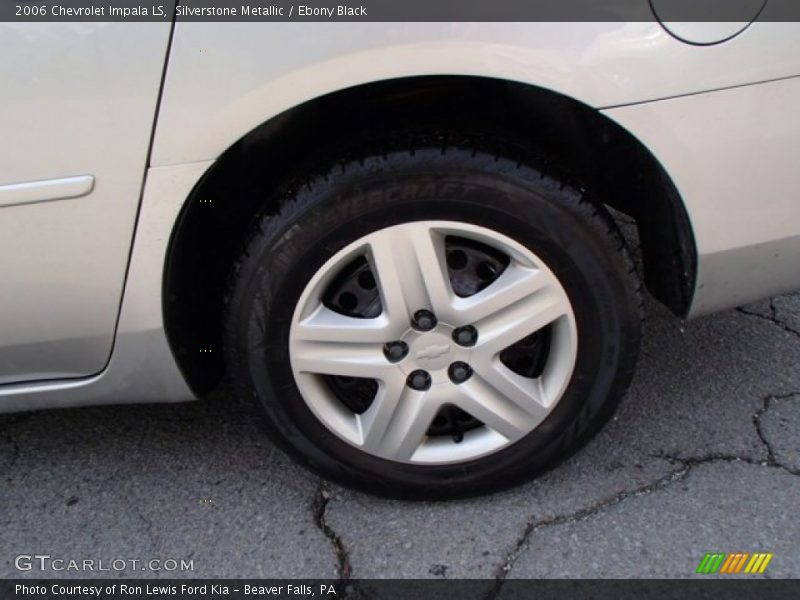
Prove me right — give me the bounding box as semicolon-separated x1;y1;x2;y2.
163;75;696;395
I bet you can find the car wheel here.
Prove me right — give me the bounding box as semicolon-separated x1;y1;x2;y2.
225;142;642;498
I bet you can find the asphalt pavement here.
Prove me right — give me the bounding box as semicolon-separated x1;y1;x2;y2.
2;290;799;587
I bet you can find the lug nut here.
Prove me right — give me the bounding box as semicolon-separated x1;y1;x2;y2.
407;370;431;391
453;325;478;347
383;341;409;362
448;362;473;384
412;309;437;331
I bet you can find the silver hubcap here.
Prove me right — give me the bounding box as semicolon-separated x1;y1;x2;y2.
289;221;577;465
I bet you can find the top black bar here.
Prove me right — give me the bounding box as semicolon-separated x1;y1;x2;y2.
5;0;800;22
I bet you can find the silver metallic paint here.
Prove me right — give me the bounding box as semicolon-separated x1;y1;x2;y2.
2;22;800;412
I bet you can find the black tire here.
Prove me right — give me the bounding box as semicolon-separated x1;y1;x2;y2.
224;141;642;499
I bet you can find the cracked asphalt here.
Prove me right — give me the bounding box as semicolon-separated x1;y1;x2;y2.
2;288;799;587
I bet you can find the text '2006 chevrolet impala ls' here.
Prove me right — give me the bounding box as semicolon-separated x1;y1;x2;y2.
2;7;800;497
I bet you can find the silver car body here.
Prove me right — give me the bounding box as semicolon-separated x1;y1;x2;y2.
1;21;800;412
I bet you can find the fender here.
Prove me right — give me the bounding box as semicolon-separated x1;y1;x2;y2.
151;21;800;167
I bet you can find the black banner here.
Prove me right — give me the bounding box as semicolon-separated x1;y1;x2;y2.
5;0;800;22
3;579;800;600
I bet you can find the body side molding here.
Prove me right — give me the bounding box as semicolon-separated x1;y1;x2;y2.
0;175;95;209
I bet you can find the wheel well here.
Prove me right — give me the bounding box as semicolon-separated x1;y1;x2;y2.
164;75;696;396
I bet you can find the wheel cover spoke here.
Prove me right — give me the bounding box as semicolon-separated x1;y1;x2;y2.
359;378;441;460
292;340;389;379
438;380;544;442
473;286;570;355
294;304;394;344
451;263;550;326
293;306;393;378
368;223;454;327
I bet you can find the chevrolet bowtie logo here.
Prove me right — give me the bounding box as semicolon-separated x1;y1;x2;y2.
415;344;451;360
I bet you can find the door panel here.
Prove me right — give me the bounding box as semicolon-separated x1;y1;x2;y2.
0;23;171;384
